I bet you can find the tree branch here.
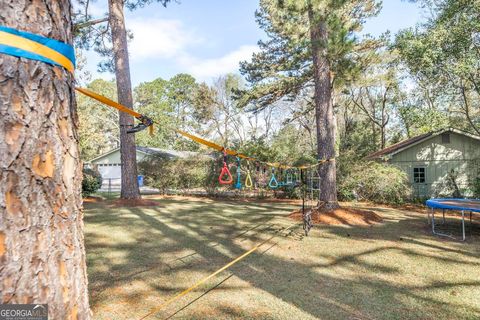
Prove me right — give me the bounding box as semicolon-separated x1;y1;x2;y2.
74;17;108;31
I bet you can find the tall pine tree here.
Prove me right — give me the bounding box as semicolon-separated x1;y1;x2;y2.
0;1;90;318
239;0;381;209
75;0;173;199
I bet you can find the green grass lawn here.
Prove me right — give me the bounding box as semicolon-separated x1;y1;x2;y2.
84;196;480;319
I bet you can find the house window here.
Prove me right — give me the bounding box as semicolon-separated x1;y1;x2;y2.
441;133;450;143
413;167;426;183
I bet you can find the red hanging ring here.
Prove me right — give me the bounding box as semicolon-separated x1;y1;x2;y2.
218;150;233;185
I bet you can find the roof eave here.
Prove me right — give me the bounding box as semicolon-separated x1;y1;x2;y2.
88;147;150;163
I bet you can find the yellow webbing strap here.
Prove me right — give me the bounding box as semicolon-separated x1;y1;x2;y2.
175;130;252;159
138;223;298;319
0;30;74;73
297;158;335;170
75;87;143;119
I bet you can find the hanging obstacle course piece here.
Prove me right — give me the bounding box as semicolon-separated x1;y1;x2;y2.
218;150;233;185
285;169;294;186
268;168;279;189
277;169;284;187
234;156;242;189
245;162;253;188
295;169;301;184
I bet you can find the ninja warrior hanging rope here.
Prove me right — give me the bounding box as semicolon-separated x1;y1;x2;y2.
245;161;253;188
268;167;278;189
285;169;293;186
218;150;233;185
234;156;242;189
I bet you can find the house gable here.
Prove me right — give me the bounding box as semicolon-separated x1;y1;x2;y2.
88;147;204;165
367;129;480;161
89;148;149;164
390;130;480;162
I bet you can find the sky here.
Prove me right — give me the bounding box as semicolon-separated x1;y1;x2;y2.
81;0;427;86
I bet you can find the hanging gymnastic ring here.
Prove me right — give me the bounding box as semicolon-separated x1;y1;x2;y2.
218;150;233;185
219;162;233;185
245;161;253;188
245;172;253;188
269;168;278;189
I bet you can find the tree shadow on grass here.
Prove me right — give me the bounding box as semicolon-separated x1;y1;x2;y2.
84;199;480;319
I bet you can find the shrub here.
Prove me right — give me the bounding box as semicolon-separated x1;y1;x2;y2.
82;168;102;197
138;155;213;194
470;176;480;198
338;161;412;204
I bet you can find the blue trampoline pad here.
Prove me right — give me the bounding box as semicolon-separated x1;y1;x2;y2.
426;198;480;213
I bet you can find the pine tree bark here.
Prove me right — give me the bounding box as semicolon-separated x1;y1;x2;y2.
108;0;141;199
0;1;91;318
308;8;339;209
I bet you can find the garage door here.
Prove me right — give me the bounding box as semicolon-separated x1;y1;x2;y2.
98;164;122;179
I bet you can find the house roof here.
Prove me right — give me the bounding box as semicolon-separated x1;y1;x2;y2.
366;128;480;160
88;146;204;163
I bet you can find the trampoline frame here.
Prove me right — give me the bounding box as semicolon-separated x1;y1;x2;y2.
426;198;478;241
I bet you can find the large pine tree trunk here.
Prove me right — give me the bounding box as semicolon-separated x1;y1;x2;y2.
108;0;141;199
308;9;339;209
0;1;91;318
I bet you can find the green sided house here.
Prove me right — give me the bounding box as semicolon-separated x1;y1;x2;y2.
366;128;480;198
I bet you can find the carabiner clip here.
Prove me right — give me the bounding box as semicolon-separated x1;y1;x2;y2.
127;115;154;135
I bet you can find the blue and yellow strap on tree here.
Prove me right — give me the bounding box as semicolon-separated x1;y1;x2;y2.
0;25;75;73
0;26;155;135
